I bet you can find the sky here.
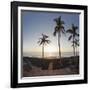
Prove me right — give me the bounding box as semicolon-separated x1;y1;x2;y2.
21;10;79;56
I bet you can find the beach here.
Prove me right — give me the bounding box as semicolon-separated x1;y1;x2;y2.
23;56;79;77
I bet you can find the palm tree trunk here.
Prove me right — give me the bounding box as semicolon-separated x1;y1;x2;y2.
76;46;77;56
73;46;75;57
42;44;44;58
73;37;75;57
58;32;61;58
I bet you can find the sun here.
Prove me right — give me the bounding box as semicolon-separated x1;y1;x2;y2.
45;45;57;53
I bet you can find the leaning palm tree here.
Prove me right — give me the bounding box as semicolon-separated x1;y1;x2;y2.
37;34;50;58
53;16;65;58
66;24;79;57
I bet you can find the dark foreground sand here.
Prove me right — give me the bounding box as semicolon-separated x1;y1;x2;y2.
23;56;79;77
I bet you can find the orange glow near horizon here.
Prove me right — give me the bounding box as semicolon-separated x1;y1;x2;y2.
23;45;75;53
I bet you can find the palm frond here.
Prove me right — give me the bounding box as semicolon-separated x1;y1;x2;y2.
75;39;79;42
37;40;40;44
75;33;79;36
53;26;58;36
66;29;73;34
42;34;48;38
71;44;74;47
60;26;65;34
74;26;78;30
55;26;59;31
45;40;51;44
68;35;72;41
61;25;65;30
38;34;50;46
74;39;79;46
61;21;65;24
39;41;43;46
53;30;57;36
54;18;57;22
62;30;65;35
75;42;79;46
54;18;58;25
72;40;79;47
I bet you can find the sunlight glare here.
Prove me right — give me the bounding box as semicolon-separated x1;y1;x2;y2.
45;45;57;53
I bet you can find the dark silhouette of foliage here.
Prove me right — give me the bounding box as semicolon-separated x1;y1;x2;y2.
53;16;65;58
37;34;51;58
66;24;79;56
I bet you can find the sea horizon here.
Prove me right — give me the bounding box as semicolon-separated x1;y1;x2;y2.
23;51;79;58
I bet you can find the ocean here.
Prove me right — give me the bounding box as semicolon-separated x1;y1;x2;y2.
23;52;79;58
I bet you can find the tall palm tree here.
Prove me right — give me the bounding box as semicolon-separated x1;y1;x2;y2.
53;16;65;58
37;34;50;58
66;24;79;57
74;39;79;56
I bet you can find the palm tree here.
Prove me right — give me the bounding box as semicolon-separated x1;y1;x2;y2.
37;34;50;58
74;39;79;56
53;16;65;58
66;24;79;57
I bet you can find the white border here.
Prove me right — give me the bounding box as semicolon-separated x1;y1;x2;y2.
18;6;84;83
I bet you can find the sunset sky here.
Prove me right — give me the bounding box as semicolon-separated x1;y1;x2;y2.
21;10;79;57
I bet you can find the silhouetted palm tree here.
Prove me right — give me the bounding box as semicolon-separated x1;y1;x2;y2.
73;39;79;56
53;16;65;58
66;24;79;57
37;34;50;58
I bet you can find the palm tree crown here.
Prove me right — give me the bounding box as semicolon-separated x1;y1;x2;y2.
67;24;79;40
37;34;50;58
66;24;79;56
38;34;50;45
53;16;65;36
